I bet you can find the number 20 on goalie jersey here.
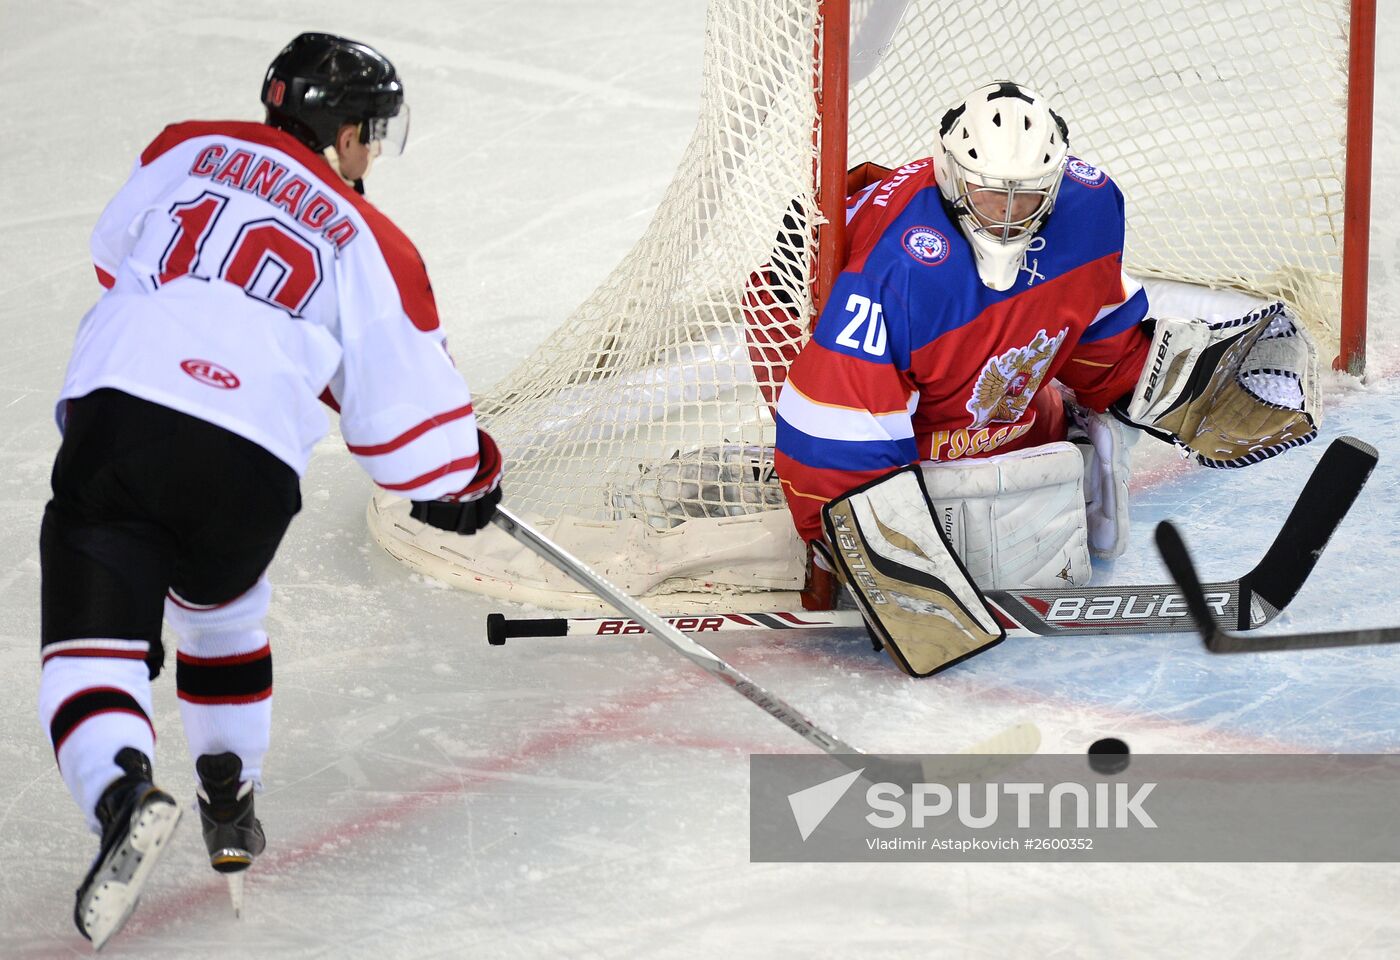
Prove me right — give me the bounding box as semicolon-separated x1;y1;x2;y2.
774;157;1153;543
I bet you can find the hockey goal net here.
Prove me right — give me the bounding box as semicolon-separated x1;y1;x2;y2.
369;0;1375;612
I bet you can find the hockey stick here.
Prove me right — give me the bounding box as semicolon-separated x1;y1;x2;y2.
489;505;1040;776
488;435;1378;646
487;609;866;643
1156;518;1400;653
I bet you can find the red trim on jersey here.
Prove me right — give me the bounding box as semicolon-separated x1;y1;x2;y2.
774;448;900;543
438;428;503;501
379;455;481;492
345;403;475;456
95;265;115;289
785;342;914;413
318;387;341;413
138;120;441;332
176;644;272;668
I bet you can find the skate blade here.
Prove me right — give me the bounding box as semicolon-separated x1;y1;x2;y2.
80;799;182;951
209;848;253;917
225;870;245;918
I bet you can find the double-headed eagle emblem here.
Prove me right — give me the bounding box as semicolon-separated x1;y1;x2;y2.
965;328;1067;428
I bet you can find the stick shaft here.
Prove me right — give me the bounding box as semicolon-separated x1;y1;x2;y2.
489;506;860;755
1207;624;1400;653
486;577;1257;644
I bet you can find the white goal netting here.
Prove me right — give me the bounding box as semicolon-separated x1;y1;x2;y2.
369;0;1360;611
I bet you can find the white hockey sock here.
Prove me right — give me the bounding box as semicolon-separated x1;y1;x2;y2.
166;577;273;787
38;649;156;833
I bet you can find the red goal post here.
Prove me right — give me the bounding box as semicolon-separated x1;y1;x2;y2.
1340;0;1376;377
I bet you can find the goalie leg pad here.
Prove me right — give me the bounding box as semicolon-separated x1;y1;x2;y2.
822;465;1006;678
919;442;1093;588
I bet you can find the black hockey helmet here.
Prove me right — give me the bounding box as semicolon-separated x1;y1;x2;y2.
262;33;408;154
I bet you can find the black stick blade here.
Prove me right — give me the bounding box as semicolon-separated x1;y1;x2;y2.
1156;438;1400;654
1241;435;1378;617
1156;520;1400;652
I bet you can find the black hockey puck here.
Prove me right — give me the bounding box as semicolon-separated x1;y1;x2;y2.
1087;737;1130;775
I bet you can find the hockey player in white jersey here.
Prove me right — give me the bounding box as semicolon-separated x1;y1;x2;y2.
39;33;501;948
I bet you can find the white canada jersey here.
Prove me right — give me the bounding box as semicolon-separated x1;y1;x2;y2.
61;120;487;500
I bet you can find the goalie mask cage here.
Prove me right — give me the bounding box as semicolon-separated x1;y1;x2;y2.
369;0;1376;612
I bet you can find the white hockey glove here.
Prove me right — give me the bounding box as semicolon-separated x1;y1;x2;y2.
1117;300;1320;467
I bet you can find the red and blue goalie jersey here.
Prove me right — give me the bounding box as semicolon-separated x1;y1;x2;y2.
774;157;1153;543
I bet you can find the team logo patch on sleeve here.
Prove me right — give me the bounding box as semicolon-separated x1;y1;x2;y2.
901;226;951;265
1065;159;1107;188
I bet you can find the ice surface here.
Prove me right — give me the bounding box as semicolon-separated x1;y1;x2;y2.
2;2;1398;957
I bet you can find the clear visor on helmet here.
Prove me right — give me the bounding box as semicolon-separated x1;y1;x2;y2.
949;162;1062;243
362;105;411;157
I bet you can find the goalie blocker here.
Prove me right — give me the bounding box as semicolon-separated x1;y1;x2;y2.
821;465;1006;677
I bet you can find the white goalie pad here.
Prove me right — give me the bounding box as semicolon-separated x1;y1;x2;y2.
919;442;1092;589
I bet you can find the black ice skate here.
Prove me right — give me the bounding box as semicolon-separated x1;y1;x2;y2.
195;752;266;916
74;747;182;950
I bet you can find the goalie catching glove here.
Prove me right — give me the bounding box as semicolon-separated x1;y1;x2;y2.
409;429;504;534
1116;296;1320;468
821;465;1006;678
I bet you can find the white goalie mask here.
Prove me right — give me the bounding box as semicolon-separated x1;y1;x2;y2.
933;81;1070;291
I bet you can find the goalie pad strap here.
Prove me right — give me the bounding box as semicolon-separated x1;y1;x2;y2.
822;465;1006;678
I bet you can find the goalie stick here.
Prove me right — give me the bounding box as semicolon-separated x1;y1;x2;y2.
1156;510;1400;654
488;505;1040;778
488;436;1377;646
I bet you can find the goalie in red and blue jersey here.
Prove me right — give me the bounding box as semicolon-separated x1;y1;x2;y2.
772;81;1320;678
